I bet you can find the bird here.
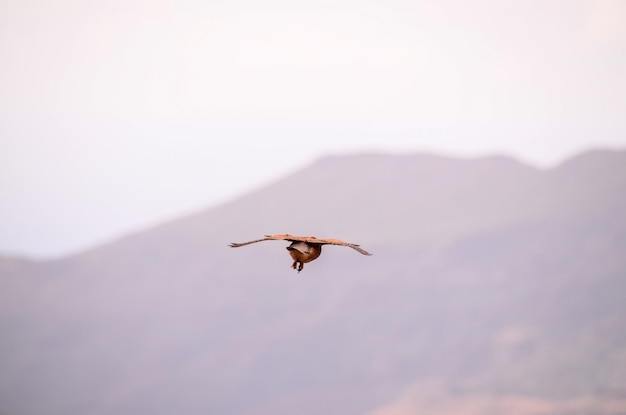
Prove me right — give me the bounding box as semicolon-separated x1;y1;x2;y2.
229;233;372;272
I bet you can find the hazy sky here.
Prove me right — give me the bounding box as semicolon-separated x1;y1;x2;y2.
1;0;625;258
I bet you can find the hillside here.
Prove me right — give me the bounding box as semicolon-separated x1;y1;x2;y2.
1;149;625;415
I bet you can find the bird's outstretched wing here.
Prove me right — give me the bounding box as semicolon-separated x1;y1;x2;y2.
228;233;302;248
305;237;373;255
229;233;372;255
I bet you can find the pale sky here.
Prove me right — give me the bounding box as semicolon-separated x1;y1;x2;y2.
1;0;625;258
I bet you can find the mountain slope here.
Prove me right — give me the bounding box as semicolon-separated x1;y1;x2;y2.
1;149;625;415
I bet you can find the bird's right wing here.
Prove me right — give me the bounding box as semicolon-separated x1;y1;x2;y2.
315;238;373;255
295;236;373;255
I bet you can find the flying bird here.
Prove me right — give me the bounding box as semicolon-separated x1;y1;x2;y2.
229;233;372;272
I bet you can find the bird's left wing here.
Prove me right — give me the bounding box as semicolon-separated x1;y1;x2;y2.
229;234;297;248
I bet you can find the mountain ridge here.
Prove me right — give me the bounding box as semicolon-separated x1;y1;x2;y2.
70;147;625;263
3;148;622;264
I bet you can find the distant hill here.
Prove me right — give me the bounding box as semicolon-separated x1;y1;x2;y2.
1;149;625;415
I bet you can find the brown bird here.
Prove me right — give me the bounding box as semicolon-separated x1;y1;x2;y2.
229;233;372;272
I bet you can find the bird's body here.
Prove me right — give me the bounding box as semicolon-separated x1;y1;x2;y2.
286;241;322;269
229;233;371;272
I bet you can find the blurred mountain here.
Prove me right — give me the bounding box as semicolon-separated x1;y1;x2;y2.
1;149;625;415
